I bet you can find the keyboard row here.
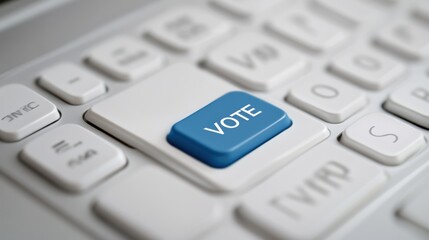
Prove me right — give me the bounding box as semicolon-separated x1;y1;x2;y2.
1;61;426;192
23;2;429;100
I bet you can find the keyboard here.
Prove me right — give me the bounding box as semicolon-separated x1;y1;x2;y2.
0;0;429;239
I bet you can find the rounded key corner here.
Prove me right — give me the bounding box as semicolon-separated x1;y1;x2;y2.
280;111;293;124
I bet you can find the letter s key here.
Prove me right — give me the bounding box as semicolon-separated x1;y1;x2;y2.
368;126;399;143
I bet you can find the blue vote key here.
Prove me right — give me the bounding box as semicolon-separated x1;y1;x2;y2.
167;91;292;168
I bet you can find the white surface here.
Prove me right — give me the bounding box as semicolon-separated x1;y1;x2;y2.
21;124;127;192
86;35;164;81
239;142;387;240
95;167;223;240
205;32;307;91
385;81;429;129
85;63;329;191
341;113;426;166
330;46;406;90
399;186;429;232
0;174;92;240
313;0;386;26
266;8;348;52
147;6;231;52
211;0;283;19
38;62;106;105
376;19;429;60
0;84;60;142
287;76;367;123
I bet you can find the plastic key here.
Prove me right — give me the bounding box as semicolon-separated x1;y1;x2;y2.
167;91;292;168
0;84;60;142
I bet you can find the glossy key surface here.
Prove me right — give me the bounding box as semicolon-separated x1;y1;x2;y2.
167;91;292;168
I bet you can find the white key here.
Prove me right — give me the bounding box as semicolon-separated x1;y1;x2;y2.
287;76;367;123
376;20;429;59
0;84;60;142
86;36;164;81
313;0;386;26
147;6;231;52
239;142;386;240
211;0;283;19
85;63;329;192
21;124;127;192
385;82;429;129
266;8;348;52
341;113;425;165
205;32;308;91
95;167;223;240
399;186;429;232
39;63;106;105
330;46;406;90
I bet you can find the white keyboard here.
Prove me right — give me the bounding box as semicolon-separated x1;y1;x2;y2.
1;0;429;239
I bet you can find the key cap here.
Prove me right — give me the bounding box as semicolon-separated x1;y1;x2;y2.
85;63;329;191
168;91;292;168
399;186;429;232
266;8;348;52
39;63;106;105
147;6;231;52
376;20;429;59
341;113;425;165
0;84;60;142
330;46;406;90
86;36;164;81
239;142;386;240
384;82;429;129
287;76;367;123
21;124;127;192
95;167;223;240
205;32;307;91
211;0;283;19
313;0;386;26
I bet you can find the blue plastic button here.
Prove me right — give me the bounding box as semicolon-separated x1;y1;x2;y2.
167;91;292;168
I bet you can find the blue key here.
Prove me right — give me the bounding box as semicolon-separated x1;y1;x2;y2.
167;91;292;168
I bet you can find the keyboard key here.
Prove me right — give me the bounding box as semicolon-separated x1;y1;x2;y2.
205;32;307;91
211;0;283;19
266;8;348;52
287;76;367;123
95;167;223;240
86;36;164;81
39;63;106;105
341;113;425;165
330;46;406;90
385;82;429;129
85;63;329;191
21;124;126;192
0;84;60;142
398;185;429;232
313;0;386;26
167;91;292;168
376;20;429;59
239;143;386;240
147;6;231;52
